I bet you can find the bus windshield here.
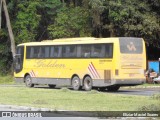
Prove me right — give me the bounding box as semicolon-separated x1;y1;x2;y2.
119;37;143;54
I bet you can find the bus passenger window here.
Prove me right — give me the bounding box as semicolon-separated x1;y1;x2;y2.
77;46;81;58
57;46;62;58
81;45;91;58
50;46;62;58
91;45;105;58
100;45;105;57
69;46;76;57
38;47;45;58
62;46;76;58
45;47;50;58
50;47;55;58
54;47;59;57
26;47;34;59
105;44;113;58
62;46;70;58
33;47;39;58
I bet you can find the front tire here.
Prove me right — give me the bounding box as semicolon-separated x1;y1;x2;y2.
25;75;34;88
72;76;81;90
83;76;92;91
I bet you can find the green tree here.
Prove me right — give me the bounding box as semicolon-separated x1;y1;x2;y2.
36;0;63;40
102;0;160;46
147;0;160;15
13;0;41;44
88;0;105;37
48;6;91;38
0;29;12;75
1;0;160;74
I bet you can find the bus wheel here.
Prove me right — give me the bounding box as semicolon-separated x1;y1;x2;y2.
48;84;56;88
107;85;120;92
25;75;34;88
72;76;81;90
83;76;92;91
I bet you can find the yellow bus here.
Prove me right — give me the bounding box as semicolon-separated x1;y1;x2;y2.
14;37;146;91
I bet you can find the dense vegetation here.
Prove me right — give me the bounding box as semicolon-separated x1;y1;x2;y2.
0;0;160;74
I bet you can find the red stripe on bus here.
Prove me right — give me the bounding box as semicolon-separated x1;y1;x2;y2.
32;70;36;77
88;66;96;78
90;62;100;78
89;63;98;78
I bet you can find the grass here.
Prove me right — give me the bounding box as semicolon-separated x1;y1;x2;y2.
0;86;159;111
0;75;160;111
0;75;15;84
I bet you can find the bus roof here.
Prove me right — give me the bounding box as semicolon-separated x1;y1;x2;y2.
42;37;96;42
17;37;142;46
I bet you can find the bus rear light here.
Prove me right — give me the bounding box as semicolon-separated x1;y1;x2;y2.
115;69;119;76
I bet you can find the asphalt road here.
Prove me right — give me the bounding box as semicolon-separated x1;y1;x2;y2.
106;87;160;96
35;85;160;96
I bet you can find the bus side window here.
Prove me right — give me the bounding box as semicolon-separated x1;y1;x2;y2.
55;46;62;58
77;45;81;58
38;47;45;58
33;47;39;58
81;45;91;58
91;44;105;58
62;46;69;58
50;46;62;58
69;46;76;57
62;45;76;58
91;45;97;57
100;45;105;57
50;46;55;58
54;46;59;57
30;47;34;58
26;46;33;59
105;44;113;58
45;46;50;58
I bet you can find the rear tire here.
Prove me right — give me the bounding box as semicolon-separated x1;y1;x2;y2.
25;75;34;88
72;76;81;90
107;85;120;91
83;76;92;91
